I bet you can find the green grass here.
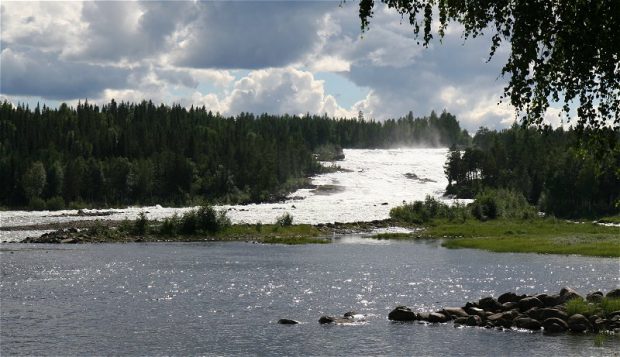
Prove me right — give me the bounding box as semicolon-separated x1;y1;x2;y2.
600;297;620;314
598;215;620;224
420;218;620;257
261;236;330;245
566;298;599;316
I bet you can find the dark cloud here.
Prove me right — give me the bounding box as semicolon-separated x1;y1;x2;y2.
72;1;196;62
1;47;131;100
175;1;336;69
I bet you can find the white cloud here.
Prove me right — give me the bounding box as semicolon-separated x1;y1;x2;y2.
223;67;355;118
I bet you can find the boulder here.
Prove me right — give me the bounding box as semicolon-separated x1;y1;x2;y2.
465;315;483;326
388;306;417;322
559;287;583;303
278;319;299;325
593;318;608;332
442;307;469;319
427;312;449;323
343;311;357;318
518;297;543;311
319;316;335;324
498;292;525;304
586;291;604;303
501;302;518;311
487;313;506;322
538;308;568;321
60;237;78;244
478;297;503;312
607;310;620;319
540;294;561;307
514;317;542;330
567;314;591;333
417;312;430;321
465;307;486;320
606;288;620;299
542;318;569;333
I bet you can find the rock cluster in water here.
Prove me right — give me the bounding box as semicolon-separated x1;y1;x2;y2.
388;288;620;334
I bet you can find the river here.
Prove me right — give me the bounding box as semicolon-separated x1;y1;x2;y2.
1;148;454;242
1;241;618;356
1;148;618;355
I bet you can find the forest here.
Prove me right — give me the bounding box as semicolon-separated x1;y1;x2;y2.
0;100;470;210
444;126;620;218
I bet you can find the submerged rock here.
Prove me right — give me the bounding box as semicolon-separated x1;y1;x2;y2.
567;314;591;333
543;318;569;333
278;319;299;325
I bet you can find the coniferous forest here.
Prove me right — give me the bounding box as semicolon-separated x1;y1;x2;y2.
0;100;470;209
444;126;620;218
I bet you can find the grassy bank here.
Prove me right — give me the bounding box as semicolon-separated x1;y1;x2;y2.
423;218;620;257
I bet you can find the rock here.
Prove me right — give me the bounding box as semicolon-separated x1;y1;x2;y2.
487;313;506;322
514;317;542;330
453;317;469;325
502;302;518;311
543;318;569;333
593;318;608;332
607;311;620;319
478;297;503;312
427;312;449;323
442;307;469;319
567;314;591;333
388;306;418;321
538;308;568;321
498;292;524;304
278;319;299;325
343;311;357;318
465;307;486;320
540;294;562;307
518;297;543;311
319;316;335;324
586;291;604;303
416;312;430;321
606;288;620;299
465;315;482;326
60;237;78;244
559;287;583;303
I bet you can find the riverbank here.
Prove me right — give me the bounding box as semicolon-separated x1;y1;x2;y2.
375;218;620;257
10;214;619;257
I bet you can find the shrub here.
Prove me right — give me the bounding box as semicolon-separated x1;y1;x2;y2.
389;196;468;224
46;196;65;211
132;212;149;235
28;197;46;211
276;212;293;227
179;206;230;235
470;189;537;221
159;214;179;236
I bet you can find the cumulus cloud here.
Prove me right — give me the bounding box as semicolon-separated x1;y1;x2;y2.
174;2;336;69
223;67;354;117
0;47;131;99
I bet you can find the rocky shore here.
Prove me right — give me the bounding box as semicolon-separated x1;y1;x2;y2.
388;287;620;334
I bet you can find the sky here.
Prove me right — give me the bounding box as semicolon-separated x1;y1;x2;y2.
0;1;566;132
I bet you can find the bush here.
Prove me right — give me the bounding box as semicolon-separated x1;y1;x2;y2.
470;189;537;221
28;197;46;211
159;214;179;236
390;196;468;224
276;212;293;226
132;212;149;235
46;196;65;210
179;206;230;235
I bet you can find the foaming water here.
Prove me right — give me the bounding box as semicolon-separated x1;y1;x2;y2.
1;242;618;356
0;149;457;241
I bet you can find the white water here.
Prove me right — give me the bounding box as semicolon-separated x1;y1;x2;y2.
0;148;458;241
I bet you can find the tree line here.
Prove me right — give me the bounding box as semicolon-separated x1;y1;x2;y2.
0;100;470;210
444;125;620;218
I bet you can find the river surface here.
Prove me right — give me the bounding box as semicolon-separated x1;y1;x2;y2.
1;148;454;242
1;240;619;356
